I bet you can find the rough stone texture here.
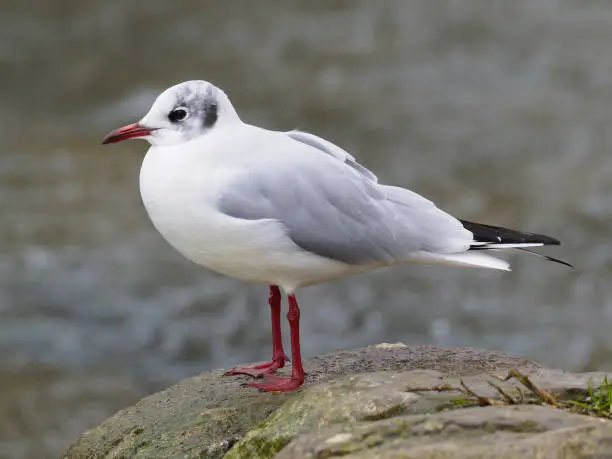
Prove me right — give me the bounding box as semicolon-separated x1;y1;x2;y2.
277;405;612;459
225;368;609;458
64;344;609;459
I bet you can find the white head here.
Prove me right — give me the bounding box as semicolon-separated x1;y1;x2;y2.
102;80;240;147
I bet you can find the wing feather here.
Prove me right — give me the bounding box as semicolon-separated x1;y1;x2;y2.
217;136;471;265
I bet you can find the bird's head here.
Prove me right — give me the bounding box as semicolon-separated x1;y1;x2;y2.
102;80;240;147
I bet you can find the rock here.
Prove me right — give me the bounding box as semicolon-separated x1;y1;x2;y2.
225;367;609;458
64;344;609;459
277;405;612;459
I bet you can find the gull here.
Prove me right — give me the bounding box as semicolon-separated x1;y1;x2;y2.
101;80;570;392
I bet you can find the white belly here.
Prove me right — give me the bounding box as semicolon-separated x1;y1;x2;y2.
138;148;357;292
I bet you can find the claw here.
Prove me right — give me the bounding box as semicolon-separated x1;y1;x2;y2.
224;356;288;378
244;374;304;392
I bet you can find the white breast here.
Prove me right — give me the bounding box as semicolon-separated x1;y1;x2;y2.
138;142;357;292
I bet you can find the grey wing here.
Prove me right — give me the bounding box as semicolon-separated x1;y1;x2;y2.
217;156;471;265
286;130;378;183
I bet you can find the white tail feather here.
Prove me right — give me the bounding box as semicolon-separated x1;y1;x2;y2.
407;251;511;271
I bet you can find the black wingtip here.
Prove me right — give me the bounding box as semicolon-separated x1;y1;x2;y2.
460;219;561;246
516;248;574;269
541;235;561;246
460;219;571;267
540;254;574;268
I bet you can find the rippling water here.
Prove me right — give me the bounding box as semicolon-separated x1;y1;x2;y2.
3;1;612;457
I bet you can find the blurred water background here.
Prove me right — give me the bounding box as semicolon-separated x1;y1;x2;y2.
2;0;612;457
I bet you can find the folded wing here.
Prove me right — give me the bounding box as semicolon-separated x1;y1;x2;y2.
217;135;473;266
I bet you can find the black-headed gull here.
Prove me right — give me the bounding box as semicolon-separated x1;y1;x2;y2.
102;80;569;392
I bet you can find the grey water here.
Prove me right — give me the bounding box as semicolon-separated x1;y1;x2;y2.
2;1;612;457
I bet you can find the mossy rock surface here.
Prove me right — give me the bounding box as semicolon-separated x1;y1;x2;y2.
64;343;607;459
278;405;612;459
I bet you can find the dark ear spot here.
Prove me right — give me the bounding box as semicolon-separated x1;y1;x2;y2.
204;102;218;128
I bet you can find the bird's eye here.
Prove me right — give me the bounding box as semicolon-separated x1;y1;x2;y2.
168;108;188;122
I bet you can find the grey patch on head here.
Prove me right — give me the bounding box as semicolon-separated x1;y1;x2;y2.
202;85;218;128
170;82;219;133
174;83;200;108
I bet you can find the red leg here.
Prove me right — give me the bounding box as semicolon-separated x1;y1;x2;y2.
224;286;289;378
245;293;305;392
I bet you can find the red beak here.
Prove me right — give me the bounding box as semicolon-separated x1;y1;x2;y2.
101;123;155;144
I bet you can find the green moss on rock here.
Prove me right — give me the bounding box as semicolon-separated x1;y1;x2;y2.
277;405;611;458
